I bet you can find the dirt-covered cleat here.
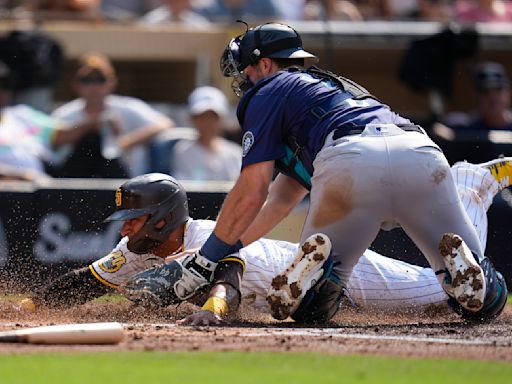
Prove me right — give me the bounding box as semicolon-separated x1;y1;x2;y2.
266;233;331;320
439;233;486;313
478;157;512;190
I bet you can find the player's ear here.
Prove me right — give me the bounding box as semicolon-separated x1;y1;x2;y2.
260;58;275;75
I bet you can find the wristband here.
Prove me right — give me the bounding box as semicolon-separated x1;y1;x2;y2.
201;233;243;262
219;256;246;272
201;296;229;316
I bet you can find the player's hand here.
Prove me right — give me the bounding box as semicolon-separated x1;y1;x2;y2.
176;310;225;326
165;248;199;264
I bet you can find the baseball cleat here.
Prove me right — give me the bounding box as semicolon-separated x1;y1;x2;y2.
478;157;512;190
439;233;486;312
266;233;331;320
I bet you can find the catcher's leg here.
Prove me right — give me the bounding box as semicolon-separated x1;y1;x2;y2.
439;233;486;312
290;260;345;324
266;233;332;320
446;258;508;322
440;233;507;322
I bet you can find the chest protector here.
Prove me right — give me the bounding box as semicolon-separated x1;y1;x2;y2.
239;66;378;190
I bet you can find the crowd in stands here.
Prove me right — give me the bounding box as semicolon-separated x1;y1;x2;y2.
2;1;512;24
0;1;511;183
51;52;173;178
0;50;243;183
432;61;512;164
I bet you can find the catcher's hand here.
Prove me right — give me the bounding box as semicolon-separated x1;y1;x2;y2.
176;310;224;326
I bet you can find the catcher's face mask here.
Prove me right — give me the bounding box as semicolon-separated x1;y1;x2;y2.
220;36;254;97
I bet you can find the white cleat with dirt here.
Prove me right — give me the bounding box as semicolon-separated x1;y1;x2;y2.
439;233;486;313
267;233;332;320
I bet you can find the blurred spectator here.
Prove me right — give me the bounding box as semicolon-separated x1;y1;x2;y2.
101;0;163;22
277;0;306;21
414;0;453;22
170;86;241;181
24;0;103;21
355;0;453;21
304;0;363;20
454;0;512;23
0;59;81;181
51;53;174;178
352;0;390;19
196;0;287;24
443;62;512;131
139;0;211;27
0;28;64;113
434;61;512;163
379;0;417;19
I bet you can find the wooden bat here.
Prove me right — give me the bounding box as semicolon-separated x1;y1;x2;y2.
0;322;124;345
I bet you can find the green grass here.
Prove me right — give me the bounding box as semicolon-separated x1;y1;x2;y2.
0;352;511;384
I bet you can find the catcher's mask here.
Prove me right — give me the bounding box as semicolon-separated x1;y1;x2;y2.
104;173;189;254
220;22;317;97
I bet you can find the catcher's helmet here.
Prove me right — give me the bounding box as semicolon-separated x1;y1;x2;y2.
220;22;317;96
105;173;189;254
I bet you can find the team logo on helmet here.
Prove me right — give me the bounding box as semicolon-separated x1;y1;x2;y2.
99;251;126;273
115;188;122;207
242;131;254;157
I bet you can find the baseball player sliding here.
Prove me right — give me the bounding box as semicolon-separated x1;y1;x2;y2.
159;22;507;325
35;158;510;325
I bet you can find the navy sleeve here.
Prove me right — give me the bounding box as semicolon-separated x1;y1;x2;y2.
240;92;286;168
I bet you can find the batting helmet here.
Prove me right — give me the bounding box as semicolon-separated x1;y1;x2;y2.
104;173;189;254
220;22;317;96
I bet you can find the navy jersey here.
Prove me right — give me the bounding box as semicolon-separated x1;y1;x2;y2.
237;69;412;188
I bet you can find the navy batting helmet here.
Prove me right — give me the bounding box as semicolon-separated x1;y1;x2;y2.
220;22;317;96
105;173;189;254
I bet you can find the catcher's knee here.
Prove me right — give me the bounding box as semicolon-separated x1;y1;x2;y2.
448;257;508;322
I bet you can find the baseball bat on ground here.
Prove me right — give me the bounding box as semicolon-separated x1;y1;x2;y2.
0;322;124;344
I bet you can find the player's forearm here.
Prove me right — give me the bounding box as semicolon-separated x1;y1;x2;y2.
214;164;273;244
37;266;113;308
201;283;240;319
215;185;266;243
200;259;243;319
241;174;308;245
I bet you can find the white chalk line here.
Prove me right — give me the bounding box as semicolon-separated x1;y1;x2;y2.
0;322;504;347
124;323;502;347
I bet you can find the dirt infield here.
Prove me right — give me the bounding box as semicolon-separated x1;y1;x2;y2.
1;300;511;361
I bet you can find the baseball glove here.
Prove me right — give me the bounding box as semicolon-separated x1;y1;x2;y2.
122;260;211;308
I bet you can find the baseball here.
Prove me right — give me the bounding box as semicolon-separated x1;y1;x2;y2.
19;298;36;313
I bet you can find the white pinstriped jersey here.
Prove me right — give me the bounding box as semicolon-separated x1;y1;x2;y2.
90;238;163;289
89;219;214;289
90;162;498;313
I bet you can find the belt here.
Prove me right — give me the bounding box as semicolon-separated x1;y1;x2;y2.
332;124;424;140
